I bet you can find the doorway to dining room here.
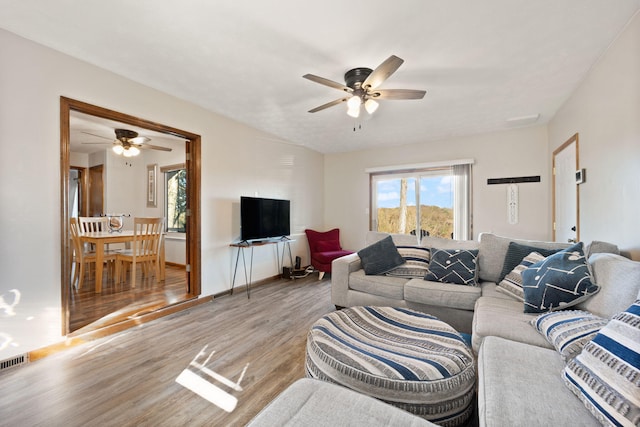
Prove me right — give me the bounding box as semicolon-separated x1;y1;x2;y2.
60;97;202;336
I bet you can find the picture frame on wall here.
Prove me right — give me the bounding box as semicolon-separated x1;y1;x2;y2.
147;163;157;207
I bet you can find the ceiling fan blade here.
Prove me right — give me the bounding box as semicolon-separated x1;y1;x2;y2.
362;55;404;90
130;136;151;144
81;142;111;145
308;97;349;113
370;89;426;100
138;143;172;152
303;74;352;93
81;131;112;140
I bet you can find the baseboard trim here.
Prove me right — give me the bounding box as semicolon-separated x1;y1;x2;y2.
213;274;282;299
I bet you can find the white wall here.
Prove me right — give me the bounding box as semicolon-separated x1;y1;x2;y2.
548;12;640;260
0;29;323;360
325;125;551;251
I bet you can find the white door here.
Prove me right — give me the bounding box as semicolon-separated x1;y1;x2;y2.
553;134;579;243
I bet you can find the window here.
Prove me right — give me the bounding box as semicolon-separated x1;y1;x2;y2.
369;161;472;240
162;164;187;233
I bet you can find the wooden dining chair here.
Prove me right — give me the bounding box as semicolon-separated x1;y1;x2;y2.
78;216;110;251
78;216;109;232
70;218;117;290
114;217;164;289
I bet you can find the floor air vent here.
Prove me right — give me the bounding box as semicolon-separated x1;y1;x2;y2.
0;354;28;371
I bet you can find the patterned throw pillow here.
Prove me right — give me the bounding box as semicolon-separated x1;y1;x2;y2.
563;300;640;426
357;235;405;275
521;242;599;313
531;310;609;362
498;242;563;283
386;246;431;278
424;248;479;286
497;251;546;301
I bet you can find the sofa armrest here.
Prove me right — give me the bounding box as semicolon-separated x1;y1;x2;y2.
331;253;362;307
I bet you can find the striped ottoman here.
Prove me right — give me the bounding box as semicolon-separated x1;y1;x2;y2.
305;307;476;427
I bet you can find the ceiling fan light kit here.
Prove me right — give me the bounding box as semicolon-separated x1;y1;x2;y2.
304;55;426;118
120;145;140;157
364;99;379;114
347;95;361;118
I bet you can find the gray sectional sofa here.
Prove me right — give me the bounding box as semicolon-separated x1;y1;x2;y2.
476;251;640;426
332;231;578;333
251;232;639;426
330;231;640;426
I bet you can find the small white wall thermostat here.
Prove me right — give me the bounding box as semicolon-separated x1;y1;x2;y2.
575;169;586;184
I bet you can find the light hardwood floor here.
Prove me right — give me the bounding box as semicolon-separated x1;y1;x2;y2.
69;264;191;333
0;275;335;426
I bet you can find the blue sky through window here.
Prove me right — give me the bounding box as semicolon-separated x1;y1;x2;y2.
377;176;453;209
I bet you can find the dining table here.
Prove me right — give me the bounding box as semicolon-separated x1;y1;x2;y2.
79;230;165;293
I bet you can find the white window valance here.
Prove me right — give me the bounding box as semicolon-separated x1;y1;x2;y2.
364;158;474;174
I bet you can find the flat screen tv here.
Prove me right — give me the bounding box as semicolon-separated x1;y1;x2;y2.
240;196;290;242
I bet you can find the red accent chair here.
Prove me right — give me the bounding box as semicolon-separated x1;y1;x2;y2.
305;228;353;280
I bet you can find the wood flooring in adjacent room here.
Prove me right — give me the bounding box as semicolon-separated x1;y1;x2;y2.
69;264;192;333
0;275;335;427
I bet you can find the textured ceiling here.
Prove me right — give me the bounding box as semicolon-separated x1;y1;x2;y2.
1;0;639;153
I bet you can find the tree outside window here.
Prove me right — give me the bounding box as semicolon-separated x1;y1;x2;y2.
166;168;187;232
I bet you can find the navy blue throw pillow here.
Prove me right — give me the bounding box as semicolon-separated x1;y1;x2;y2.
424;248;479;286
357;235;405;275
521;242;599;313
498;242;564;283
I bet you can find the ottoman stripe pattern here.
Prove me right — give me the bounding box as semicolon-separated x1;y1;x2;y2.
305;307;476;427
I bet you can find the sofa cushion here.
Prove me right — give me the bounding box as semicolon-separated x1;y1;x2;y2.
386;245;431;278
421;235;480;251
522;243;599;313
247;378;436;427
531;310;609;362
477;233;570;283
405;278;481;311
478;336;600;427
365;231;420;247
498;242;563;283
575;253;640;318
472;296;552;353
424;248;479;286
479;281;514;300
497;251;546;301
584;240;620;258
357;235;405;275
563;299;640;427
349;269;406;300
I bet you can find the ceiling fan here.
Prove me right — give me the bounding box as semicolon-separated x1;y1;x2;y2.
303;55;426;118
82;128;172;157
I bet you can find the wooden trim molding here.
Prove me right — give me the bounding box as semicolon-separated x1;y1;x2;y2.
60;96;202;335
552;133;580;241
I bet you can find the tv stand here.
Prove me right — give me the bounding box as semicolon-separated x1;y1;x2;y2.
229;239;294;298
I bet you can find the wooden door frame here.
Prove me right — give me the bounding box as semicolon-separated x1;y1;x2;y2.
69;166;89;217
552;133;579;242
88;164;104;217
60;96;201;335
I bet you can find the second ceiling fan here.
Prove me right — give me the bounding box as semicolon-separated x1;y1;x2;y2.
303;55;426;118
82;128;172;157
